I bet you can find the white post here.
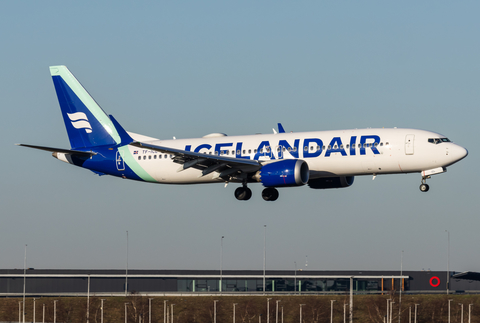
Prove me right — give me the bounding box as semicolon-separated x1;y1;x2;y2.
469;304;473;323
414;304;419;323
233;303;238;323
33;298;35;323
459;304;463;323
409;306;411;323
171;304;175;323
281;306;283;323
448;299;453;323
387;299;390;323
299;304;305;323
164;300;168;323
101;299;105;323
267;298;272;323
87;275;90;323
42;304;45;323
214;300;218;323
125;303;128;323
149;298;153;323
344;303;347;323
330;300;336;323
276;300;281;323
18;301;21;323
349;277;353;323
53;300;58;323
390;302;395;323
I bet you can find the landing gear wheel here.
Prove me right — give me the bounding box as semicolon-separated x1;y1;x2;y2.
235;187;252;200
262;187;279;201
419;183;429;192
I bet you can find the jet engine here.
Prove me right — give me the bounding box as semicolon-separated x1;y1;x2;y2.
254;159;309;187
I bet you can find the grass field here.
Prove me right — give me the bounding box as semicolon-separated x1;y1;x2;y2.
1;293;478;323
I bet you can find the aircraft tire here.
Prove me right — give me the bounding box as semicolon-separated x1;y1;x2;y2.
235;187;252;200
262;187;279;201
419;183;429;192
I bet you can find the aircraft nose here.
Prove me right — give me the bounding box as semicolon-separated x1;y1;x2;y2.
453;145;468;161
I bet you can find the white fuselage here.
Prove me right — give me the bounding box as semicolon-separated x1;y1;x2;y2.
127;128;467;184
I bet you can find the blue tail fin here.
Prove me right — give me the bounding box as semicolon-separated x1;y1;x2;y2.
50;66;123;149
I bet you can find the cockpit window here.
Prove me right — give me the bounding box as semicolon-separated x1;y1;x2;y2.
428;138;451;144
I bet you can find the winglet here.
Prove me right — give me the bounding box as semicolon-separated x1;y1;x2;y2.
278;123;286;133
109;115;134;146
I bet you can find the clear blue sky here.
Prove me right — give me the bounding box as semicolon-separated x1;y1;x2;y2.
1;1;478;273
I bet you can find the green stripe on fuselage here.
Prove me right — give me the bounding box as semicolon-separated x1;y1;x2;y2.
118;146;157;182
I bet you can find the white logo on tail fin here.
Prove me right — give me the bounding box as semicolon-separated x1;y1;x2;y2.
67;112;92;133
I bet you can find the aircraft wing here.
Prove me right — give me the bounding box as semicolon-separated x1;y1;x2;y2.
16;144;96;157
130;141;261;178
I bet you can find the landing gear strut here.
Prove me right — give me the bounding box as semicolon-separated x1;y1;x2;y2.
419;176;430;192
262;187;279;201
235;185;252;201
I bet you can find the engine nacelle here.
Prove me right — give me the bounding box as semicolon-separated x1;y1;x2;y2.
254;159;309;187
308;176;354;189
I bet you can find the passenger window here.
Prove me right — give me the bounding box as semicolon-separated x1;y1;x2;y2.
143;156;146;160
237;150;241;155
248;149;252;154
287;147;292;152
340;145;344;149
304;146;308;151
243;150;246;154
254;149;257;153
164;154;168;158
148;155;151;159
374;143;378;147
380;143;383;146
282;147;286;152
346;144;350;149
154;155;157;159
328;145;331;149
293;147;297;152
322;146;325;150
316;146;320;151
334;145;338;149
138;156;141;160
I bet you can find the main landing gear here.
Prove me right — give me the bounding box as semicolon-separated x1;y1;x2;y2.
262;187;279;201
235;185;252;201
419;176;430;192
234;185;279;201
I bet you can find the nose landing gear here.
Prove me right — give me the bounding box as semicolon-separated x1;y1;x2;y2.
419;176;430;192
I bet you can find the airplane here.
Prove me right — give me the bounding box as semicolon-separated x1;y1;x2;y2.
18;66;468;201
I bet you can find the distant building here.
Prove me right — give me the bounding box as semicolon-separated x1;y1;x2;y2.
0;269;478;296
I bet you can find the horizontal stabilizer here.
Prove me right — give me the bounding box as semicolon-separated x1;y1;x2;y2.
16;144;96;157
